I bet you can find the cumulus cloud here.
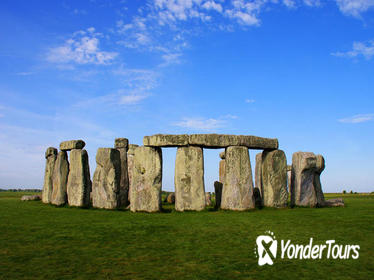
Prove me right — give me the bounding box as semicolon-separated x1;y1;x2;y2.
338;114;374;123
335;0;374;17
47;27;118;65
332;40;374;60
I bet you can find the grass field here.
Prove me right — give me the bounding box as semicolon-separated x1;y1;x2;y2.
0;192;373;279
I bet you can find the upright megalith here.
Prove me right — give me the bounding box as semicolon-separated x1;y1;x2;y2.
214;181;223;209
291;152;326;207
114;138;129;207
127;144;139;203
221;146;255;210
261;150;288;208
92;148;121;209
42;147;57;203
60;140;85;151
175;146;206;211
130;146;162;212
51;151;69;206
287;165;292;193
67;149;91;207
219;152;226;183
254;152;263;204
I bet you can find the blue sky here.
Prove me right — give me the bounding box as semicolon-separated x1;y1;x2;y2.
0;0;373;192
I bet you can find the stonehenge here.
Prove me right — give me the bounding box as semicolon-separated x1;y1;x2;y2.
42;134;337;212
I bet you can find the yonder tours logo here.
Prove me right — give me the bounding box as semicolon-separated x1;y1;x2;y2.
254;231;360;266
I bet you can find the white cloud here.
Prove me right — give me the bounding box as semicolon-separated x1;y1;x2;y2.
119;94;148;105
174;117;227;130
15;72;34;76
160;52;182;66
338;114;374;123
283;0;296;8
303;0;321;7
335;0;374;17
47;27;118;65
245;98;255;103
332;40;374;60
202;1;223;13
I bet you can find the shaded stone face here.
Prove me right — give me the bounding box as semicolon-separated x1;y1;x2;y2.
114;138;129;150
130;146;162;212
221;146;255;210
116;144;129;207
255;152;263;200
42;147;57;203
214;181;223;209
92;148;121;209
261;150;288;208
175;146;206;211
143;134;278;149
291;152;326;207
59;140;85;151
67;149;91;207
51;151;69;206
219;159;225;183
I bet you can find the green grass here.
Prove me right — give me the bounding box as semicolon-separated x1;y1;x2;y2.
0;192;373;280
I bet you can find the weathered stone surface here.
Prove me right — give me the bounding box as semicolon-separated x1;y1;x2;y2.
51;151;69;206
130;146;162;212
287;165;292;172
143;134;188;147
205;192;212;206
127;144;138;203
92;148;121;209
214;181;223;209
21;195;41;201
42;147;57;203
59;140;85;151
261;150;288;208
221;146;255;210
115;138;129;150
291;152;326;207
255;152;263;199
219;151;225;159
219;159;225;183
287;170;292;193
324;198;344;207
116;145;129;207
167;192;175;204
143;134;278;149
45;147;57;159
175;146;205;211
67;149;91;207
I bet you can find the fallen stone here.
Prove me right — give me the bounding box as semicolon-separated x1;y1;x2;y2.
323;198;344;207
175;146;206;211
42;147;57;203
291;152;326;207
261;150;288;208
167;192;175;204
59;140;85;151
130;146;162;212
214;181;223;209
92;148;121;209
45;147;57;159
21;195;41;201
221;146;255;210
51;151;69;206
67;149;91;207
143;134;278;149
115;138;129;150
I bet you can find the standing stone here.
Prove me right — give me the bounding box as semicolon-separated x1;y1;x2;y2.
115;138;129;207
287;165;292;194
254;152;263;206
92;148;121;209
42;147;57;203
175;146;205;211
51;151;69;206
127;144;138;203
219;160;225;183
205;192;212;206
67;149;91;207
221;146;255;210
130;146;162;212
291;152;326;207
214;181;223;209
261;150;288;208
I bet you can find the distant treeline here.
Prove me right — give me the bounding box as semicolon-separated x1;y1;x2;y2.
0;189;42;192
